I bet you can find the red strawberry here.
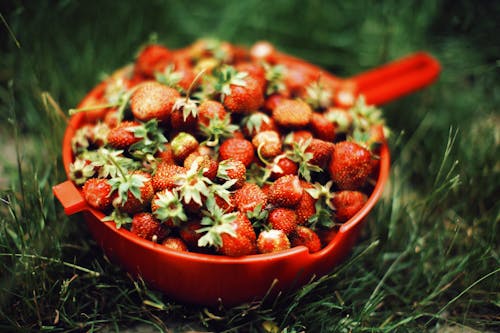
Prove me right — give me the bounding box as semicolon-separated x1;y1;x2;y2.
170;132;199;164
295;182;316;225
131;212;169;242
268;207;298;235
155;143;175;165
223;76;265;114
152;163;187;192
290;226;321;253
219;138;255;167
130;81;180;122
328;141;374;190
197;100;227;128
283;65;318;97
268;175;303;208
272;99;312;128
151;189;187;227
169;107;198;133
214;192;236;213
317;227;339;247
233;182;268;213
250;41;278;64
134;44;173;78
310;112;336;142
184;153;219;180
107;121;142;149
331;190;368;223
235;62;266;91
257;229;290;254
111;171;154;214
270;156;298;180
218;212;257;257
252;130;282;160
263;93;289;112
217;159;247;189
324;107;353;134
162;237;189;252
287;130;313;144
306;138;334;168
82;178;114;211
179;219;204;249
242;112;278;138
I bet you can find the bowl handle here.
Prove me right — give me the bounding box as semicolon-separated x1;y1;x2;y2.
336;52;441;106
52;180;87;215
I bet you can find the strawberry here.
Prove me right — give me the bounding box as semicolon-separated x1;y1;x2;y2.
219;138;255;167
106;121;142;149
289;226;321;253
217;159;247;189
310;112;336;142
198;199;256;256
218;212;257;256
250;41;278;63
233;182;268;214
131;212;169;242
263;93;288;112
328;141;374;190
82;178;114;211
286;130;313;144
283;64;318;97
295;182;317;225
302;78;334;110
269;155;298;180
235;62;266;91
324;107;353;134
285;137;324;182
151;189;187;227
214;192;236;213
130;81;180;122
162;237;189;252
184;153;218;180
174;163;212;212
178;220;203;247
69;158;96;186
331;190;368;223
197;100;227;128
241;112;277;138
268;207;298;235
223;76;265;114
257;229;290;254
152;163;187;192
134;44;173;78
169;107;198;133
252;130;282;160
155;143;175;165
110;171;154;214
267;175;303;207
316;227;338;247
306;138;334;168
272;99;312;128
170;132;199;164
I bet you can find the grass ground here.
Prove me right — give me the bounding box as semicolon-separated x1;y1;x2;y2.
1;1;499;332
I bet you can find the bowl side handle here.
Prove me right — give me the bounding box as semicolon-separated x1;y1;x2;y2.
53;180;87;215
339;52;441;106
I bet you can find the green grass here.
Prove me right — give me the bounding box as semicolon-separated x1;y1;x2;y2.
1;0;499;331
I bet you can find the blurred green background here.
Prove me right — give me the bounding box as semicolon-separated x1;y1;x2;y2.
1;1;499;332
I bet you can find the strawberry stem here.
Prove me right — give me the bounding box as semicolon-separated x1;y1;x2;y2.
185;68;207;103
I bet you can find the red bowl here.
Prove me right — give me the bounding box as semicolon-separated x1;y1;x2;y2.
53;47;440;306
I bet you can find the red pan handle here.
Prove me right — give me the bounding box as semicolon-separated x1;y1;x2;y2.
337;52;441;106
53;180;87;215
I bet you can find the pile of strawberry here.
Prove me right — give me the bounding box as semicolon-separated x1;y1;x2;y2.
69;39;388;256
